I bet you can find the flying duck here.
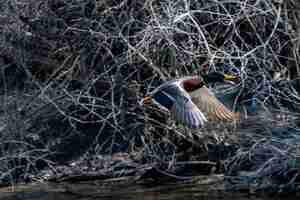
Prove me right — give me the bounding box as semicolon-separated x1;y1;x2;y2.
141;72;240;128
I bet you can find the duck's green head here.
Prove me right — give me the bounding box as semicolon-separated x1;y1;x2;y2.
202;72;240;84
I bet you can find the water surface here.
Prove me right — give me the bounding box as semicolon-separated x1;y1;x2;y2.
1;178;298;200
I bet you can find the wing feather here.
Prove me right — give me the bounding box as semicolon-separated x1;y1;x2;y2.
170;88;207;128
190;86;237;122
150;79;237;128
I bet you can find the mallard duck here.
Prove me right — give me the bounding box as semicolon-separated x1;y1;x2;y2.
141;72;240;128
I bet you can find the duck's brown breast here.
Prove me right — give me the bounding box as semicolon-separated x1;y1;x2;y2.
182;78;204;92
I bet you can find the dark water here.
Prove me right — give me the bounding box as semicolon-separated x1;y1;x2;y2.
0;179;298;200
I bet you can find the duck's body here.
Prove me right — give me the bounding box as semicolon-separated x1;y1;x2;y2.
141;72;240;128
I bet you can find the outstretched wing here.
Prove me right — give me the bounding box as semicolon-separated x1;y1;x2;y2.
170;95;207;128
168;82;207;128
190;86;238;121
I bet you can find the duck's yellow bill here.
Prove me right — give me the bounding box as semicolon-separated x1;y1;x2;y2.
224;74;240;83
140;96;152;105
